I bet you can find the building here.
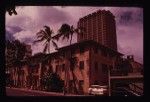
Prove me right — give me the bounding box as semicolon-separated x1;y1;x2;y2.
9;40;123;94
9;40;143;95
77;10;117;51
6;10;143;96
126;55;143;74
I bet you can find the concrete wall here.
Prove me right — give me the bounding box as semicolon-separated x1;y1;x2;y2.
9;45;121;95
47;47;90;94
89;46;117;86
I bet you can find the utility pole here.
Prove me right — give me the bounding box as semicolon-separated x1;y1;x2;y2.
108;68;111;96
63;67;67;95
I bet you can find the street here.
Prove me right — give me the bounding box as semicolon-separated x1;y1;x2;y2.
6;87;91;96
6;87;65;96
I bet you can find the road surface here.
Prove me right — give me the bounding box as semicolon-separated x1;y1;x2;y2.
6;87;91;96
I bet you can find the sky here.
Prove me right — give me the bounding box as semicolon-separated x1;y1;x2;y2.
5;6;143;63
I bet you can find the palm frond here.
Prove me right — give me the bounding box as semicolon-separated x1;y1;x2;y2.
34;36;45;43
37;30;49;40
52;33;62;41
52;40;58;50
44;26;53;38
43;43;48;53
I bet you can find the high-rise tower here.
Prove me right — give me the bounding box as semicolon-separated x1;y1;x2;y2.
77;10;117;51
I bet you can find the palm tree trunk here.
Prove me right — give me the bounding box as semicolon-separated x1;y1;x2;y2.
64;35;73;95
48;42;50;54
69;34;78;94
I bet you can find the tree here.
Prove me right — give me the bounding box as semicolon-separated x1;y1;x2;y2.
34;26;59;90
41;72;63;92
53;24;84;94
34;26;58;54
5;40;28;87
6;40;27;67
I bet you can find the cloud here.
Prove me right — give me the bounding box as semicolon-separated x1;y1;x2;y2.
115;8;143;63
5;30;15;41
5;6;143;63
116;9;143;26
5;25;23;41
13;30;36;44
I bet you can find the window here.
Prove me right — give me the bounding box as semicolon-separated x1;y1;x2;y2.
49;65;53;72
109;65;113;69
94;47;98;54
109;53;114;58
69;80;74;93
33;68;38;73
71;49;76;55
61;80;64;85
102;64;108;74
86;59;89;66
61;52;65;58
56;65;59;73
79;80;84;90
69;80;73;88
101;50;107;57
94;80;98;85
95;62;98;72
80;33;83;39
79;61;84;69
62;64;65;72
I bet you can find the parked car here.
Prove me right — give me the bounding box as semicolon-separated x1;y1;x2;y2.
88;85;108;96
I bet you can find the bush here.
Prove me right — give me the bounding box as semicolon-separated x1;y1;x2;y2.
41;72;63;92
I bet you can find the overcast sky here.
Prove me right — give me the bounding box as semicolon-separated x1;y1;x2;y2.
5;6;143;63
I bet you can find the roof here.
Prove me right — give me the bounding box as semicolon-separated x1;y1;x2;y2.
58;40;123;56
21;40;123;65
79;10;115;21
130;61;143;69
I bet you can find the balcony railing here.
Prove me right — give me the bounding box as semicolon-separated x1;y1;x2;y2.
110;69;128;76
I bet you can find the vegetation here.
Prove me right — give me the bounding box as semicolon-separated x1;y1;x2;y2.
6;23;83;94
5;40;29;87
34;26;58;54
41;72;63;92
53;23;84;94
6;40;27;68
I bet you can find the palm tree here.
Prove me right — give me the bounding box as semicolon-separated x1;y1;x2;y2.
34;26;58;90
34;26;58;54
53;24;83;95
